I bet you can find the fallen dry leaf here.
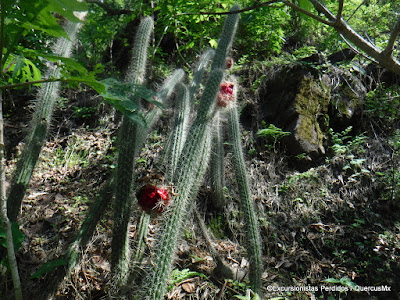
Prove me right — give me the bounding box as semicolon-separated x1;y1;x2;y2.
181;282;195;293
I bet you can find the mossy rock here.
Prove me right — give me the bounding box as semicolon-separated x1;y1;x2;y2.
258;64;330;155
329;67;366;130
292;75;330;154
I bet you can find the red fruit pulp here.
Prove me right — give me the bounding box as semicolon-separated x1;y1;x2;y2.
220;83;234;95
137;185;170;213
217;82;235;107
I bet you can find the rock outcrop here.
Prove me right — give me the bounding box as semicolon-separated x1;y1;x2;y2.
257;64;331;155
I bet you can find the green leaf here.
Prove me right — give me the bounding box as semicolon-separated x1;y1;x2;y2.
324;278;341;283
40;54;88;74
46;0;88;22
340;277;357;288
0;222;24;250
209;38;218;48
234;296;250;300
167;269;207;290
257;124;291;139
298;0;313;12
29;258;66;279
11;56;26;79
18;0;87;39
23;59;42;82
324;277;357;289
6;55;42;86
96;78;162;127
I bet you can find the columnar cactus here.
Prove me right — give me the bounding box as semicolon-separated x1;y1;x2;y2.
111;18;185;288
141;6;240;299
163;82;191;180
133;69;185;158
111;16;154;285
210;111;226;209
227;99;263;294
142;69;222;300
210;6;239;71
7;12;87;222
189;49;215;103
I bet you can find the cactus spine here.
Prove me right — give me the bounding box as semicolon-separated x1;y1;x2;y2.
111;19;184;289
227;101;263;294
134;69;185;159
210;5;239;71
111;16;153;285
210;111;225;208
7;13;87;222
189;49;215;102
164;82;191;179
142;6;239;299
142;70;221;300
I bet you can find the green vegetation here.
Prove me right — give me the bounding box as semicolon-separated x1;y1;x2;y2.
257;123;291;150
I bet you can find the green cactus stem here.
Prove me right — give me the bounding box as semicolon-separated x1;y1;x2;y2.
122;70;184;287
7;13;86;222
142;69;223;300
111;16;153;286
111;69;183;294
141;7;239;298
134;69;185;159
210;5;240;71
131;211;150;265
6;13;87;222
189;49;215;103
111;19;185;289
210;111;226;209
227;100;263;294
163;82;191;180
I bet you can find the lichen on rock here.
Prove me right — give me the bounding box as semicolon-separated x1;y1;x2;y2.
257;64;331;156
292;76;330;154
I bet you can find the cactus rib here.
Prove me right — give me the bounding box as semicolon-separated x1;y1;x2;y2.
111;16;153;286
163;82;191;180
7;13;87;222
210;111;225;208
227;102;263;294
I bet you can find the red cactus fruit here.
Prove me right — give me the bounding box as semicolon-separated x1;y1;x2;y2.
137;185;170;213
217;82;235;107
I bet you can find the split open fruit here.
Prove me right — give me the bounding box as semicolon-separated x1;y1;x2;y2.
137;185;170;213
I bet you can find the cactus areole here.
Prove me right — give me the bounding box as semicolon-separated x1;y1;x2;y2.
137;185;170;213
217;82;235;107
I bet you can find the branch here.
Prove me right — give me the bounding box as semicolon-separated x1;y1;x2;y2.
85;0;133;15
382;17;400;57
346;0;367;22
281;0;334;26
0;78;64;90
307;0;337;23
0;77;99;90
0;90;23;300
339;33;379;64
335;0;344;25
304;0;400;74
179;0;281;16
